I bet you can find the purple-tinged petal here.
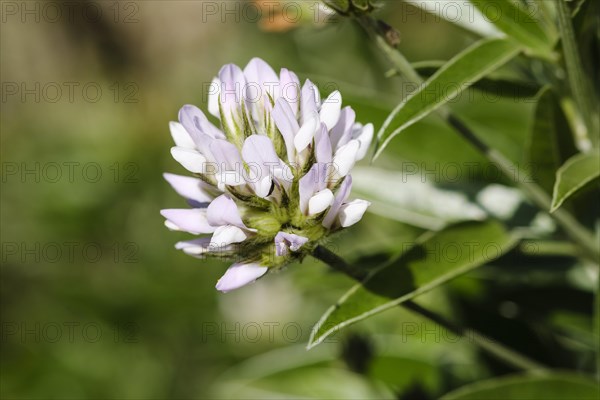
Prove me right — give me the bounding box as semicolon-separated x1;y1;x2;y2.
242;135;280;174
216;263;268;292
319;91;342;130
241;135;278;197
244;58;279;98
169;121;195;149
218;64;246;131
179;104;224;140
272;98;299;162
322;175;353;228
178;105;222;161
209;139;245;187
209;139;242;169
299;163;327;215
160;209;216;234
206;194;247;229
314;123;332;165
279;68;301;116
274;232;309;256
338;199;371;227
330;107;356;150
163;173;215;204
273;160;294;192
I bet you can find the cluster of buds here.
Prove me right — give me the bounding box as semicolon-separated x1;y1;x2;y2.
161;58;372;292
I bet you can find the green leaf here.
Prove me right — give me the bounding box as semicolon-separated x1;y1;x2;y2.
470;0;555;56
413;61;541;99
526;87;578;194
374;38;521;159
403;0;500;37
440;373;599;399
551;152;600;212
308;220;519;348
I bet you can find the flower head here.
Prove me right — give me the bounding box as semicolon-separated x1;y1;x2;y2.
162;58;372;292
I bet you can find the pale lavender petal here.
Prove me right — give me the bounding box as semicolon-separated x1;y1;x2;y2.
163;173;215;204
322;175;353;228
178;104;224;140
274;232;309;256
244;58;279;98
209;139;245;187
177;105;221;161
206;194;246;228
242;135;281;197
216;263;268;292
272;98;299;162
273;159;294;191
314;123;332;165
301;79;320;125
242;135;280;174
218;64;246;130
299;163;327;215
209;139;242;170
279;68;301;116
160;208;216;234
330;107;356;150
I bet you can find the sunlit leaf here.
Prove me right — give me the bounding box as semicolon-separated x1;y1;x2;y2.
374;38;522;159
440;373;599;399
470;0;555;56
351;167;538;230
308;220;519;348
403;0;501;37
550;152;600;212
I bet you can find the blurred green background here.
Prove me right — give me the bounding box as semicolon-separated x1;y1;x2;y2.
1;1;597;398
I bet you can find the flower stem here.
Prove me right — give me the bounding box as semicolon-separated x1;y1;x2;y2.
356;15;599;262
312;245;551;375
556;0;599;147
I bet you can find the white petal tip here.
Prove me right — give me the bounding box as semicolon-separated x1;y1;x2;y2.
216;263;268;293
308;189;334;215
339;200;371;228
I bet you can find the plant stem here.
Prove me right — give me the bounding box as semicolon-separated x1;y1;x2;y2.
312;245;551;375
556;0;599;147
357;15;599;262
